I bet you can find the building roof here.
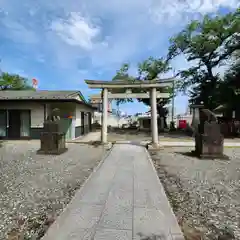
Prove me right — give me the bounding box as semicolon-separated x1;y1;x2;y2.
0;90;81;100
0;90;95;109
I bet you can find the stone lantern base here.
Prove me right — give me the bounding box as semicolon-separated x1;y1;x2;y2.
37;120;68;155
189;104;229;160
191;131;229;160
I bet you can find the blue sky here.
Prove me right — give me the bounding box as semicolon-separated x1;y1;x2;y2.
0;0;239;115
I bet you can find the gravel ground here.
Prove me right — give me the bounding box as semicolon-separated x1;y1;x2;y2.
0;141;106;240
107;130;240;142
150;147;240;240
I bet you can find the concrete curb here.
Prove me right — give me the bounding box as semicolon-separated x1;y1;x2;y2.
144;148;185;239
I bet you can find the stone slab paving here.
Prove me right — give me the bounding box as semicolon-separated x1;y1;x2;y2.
42;144;184;240
115;140;240;147
157;141;240;147
68;131;101;143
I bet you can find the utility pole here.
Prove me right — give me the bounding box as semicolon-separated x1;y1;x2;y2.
171;70;176;123
117;102;120;127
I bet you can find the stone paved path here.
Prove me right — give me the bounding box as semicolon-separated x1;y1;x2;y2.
42;144;184;240
115;140;240;147
68;131;101;143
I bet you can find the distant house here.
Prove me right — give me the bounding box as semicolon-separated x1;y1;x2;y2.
89;94;112;112
0;90;95;140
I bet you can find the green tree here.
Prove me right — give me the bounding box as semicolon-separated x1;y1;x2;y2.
137;57;172;106
111;63;135;106
218;53;240;118
0;72;34;90
111;57;173;123
168;8;240;109
137;57;170;81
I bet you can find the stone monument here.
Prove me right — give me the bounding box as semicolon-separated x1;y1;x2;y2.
157;100;167;131
190;104;228;159
37;108;68;155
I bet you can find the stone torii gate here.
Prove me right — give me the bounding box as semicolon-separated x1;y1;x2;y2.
85;79;173;147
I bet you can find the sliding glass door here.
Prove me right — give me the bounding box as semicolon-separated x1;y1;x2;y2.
20;110;30;137
0;110;7;137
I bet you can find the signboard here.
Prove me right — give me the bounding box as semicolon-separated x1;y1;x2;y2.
179;120;187;129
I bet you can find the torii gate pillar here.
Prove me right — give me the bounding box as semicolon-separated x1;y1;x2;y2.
150;87;159;146
101;88;108;143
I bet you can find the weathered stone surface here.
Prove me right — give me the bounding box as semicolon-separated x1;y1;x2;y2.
43;204;104;239
94;228;132;240
37;117;67;155
98;204;133;230
191;105;228;159
134;208;172;240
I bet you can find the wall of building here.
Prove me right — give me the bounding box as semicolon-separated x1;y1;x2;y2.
75;104;94;139
90;98;113;112
0;102;45;127
75;105;82;127
75;105;82;137
0;101;94;140
0;102;45;139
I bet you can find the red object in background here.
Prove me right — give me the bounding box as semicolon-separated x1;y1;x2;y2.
32;78;38;89
179;120;187;129
32;78;38;85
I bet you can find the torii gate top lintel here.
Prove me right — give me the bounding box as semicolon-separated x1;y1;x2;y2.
84;78;174;89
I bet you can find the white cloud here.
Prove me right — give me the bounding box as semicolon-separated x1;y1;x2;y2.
0;0;239;75
150;0;239;24
51;12;101;50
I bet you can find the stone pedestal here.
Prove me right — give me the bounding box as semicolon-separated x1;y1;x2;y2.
37;121;68;155
193;132;227;159
191;114;229;160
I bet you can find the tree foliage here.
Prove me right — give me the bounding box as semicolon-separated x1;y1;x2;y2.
111;57;173;117
136;57;172;107
111;63;135;105
0;72;34;90
219;54;240;117
137;57;170;81
168;8;240;109
111;57;172;105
